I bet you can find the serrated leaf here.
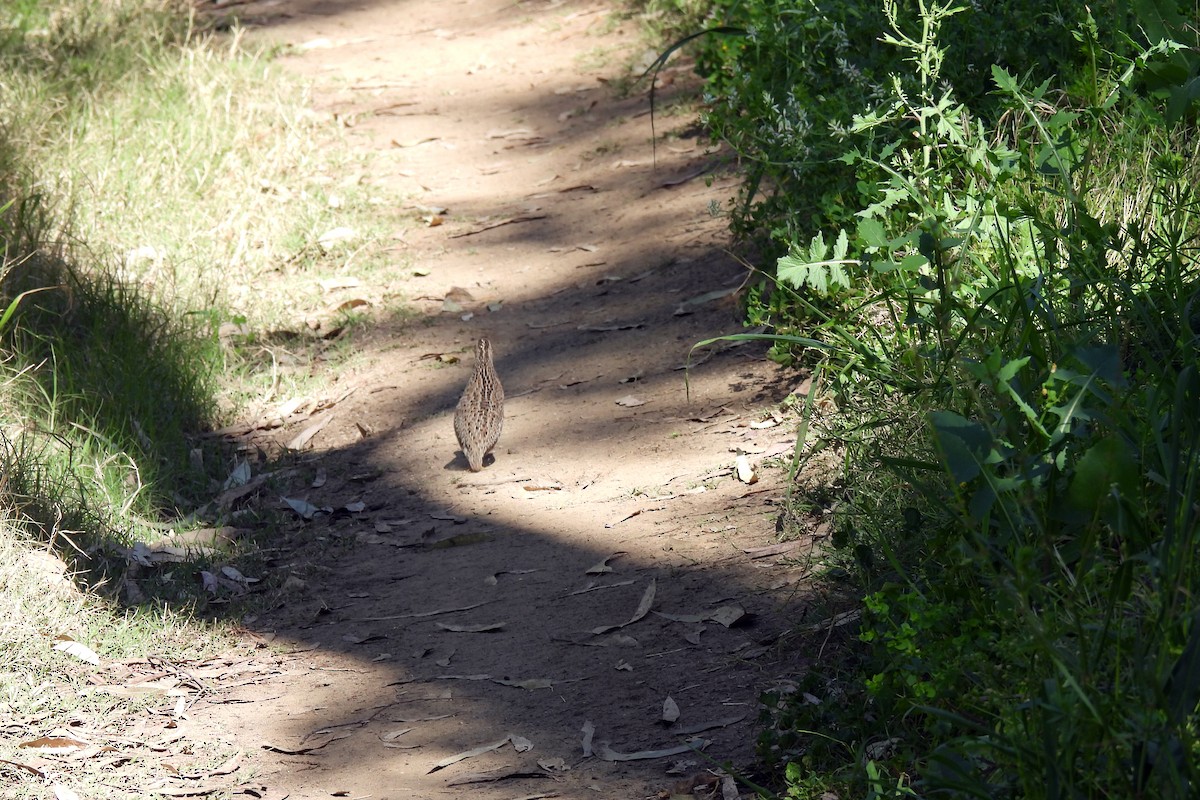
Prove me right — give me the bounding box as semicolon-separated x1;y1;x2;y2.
996;356;1030;382
991;64;1018;93
806;230;828;261
777;245;854;295
831;228;849;260
857;217;888;248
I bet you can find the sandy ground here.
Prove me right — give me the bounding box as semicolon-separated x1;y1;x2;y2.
174;1;830;797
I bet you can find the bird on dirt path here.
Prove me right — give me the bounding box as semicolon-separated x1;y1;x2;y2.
454;338;504;471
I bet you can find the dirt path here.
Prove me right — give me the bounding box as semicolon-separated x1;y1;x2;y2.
189;1;822;797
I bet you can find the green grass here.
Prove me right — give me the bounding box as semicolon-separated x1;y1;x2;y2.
0;522;246;798
0;2;407;794
0;0;402;534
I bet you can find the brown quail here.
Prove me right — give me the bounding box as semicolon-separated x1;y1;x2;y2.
454;338;504;471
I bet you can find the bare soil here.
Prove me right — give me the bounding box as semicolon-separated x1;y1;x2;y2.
181;1;830;797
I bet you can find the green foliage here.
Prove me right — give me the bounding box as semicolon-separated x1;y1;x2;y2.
1119;0;1200;122
678;0;1200;348
668;0;1200;796
0;1;230;549
0;0;192;93
0;0;378;598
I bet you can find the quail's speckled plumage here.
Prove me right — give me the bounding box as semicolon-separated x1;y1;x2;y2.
454;338;504;471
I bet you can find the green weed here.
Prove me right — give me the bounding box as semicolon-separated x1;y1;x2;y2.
671;0;1200;796
0;3;400;790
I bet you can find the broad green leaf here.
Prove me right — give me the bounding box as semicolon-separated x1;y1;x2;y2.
778;231;855;295
1166;607;1200;725
806;230;828;261
991;64;1018;93
1066;435;1138;514
831;228;849;260
857;217;888;249
930;411;992;484
777;254;853;295
1074;344;1123;384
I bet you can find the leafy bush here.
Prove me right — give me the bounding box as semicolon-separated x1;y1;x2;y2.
681;0;1200;359
672;0;1200;796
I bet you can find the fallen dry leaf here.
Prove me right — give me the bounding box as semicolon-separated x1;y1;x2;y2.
281;496;324;520
580;721;595;757
52;637;99;665
593;737;708;762
436;621;506;633
580;322;644;332
261;732;352;755
380;728;413;743
427;736;512;773
287;415;331;451
0;757;43;777
316;226;357;249
585;552;625;574
222;460;251;490
675;714;747;735
355;601;490;622
654;605;746;628
591;579;656;635
18;734;90;754
735;454;758;484
566;579;635;597
492;677;553;690
662;696;680;724
449;214;547;239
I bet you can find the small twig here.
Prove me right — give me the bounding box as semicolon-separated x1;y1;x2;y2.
448;214;547;239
